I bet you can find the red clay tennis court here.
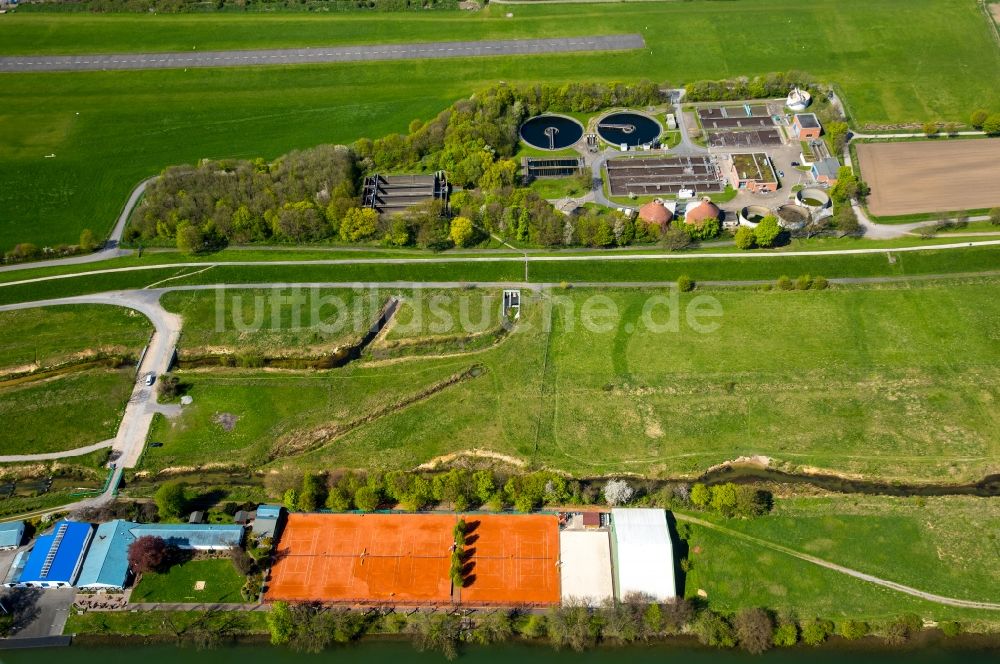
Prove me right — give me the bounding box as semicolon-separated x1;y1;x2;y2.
265;513;455;604
460;514;560;606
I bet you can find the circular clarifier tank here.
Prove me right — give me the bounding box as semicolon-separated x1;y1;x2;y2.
595;111;662;148
519;114;585;151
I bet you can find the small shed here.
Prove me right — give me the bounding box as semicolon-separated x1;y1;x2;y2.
581;512;602;529
811;157;841;185
188;511;206;524
234;510;256;526
252;504;283;538
0;521;25;550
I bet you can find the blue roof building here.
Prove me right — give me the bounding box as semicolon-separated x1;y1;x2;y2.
256;504;282;520
76;520;137;589
252;504;283;538
132;524;243;550
0;521;25;550
16;520;92;588
77;521;245;590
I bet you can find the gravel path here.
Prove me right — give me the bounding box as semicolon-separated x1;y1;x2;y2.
0;35;645;73
0;438;113;463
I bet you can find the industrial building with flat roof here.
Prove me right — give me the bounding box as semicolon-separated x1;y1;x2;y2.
610;508;676;602
14;520;92;588
725;152;779;193
793;113;822;140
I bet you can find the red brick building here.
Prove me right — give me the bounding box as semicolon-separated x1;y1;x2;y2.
793;113;822;140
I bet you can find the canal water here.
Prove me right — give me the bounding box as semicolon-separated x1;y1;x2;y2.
4;640;997;663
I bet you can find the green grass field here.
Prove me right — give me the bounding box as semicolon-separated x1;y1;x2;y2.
0;304;151;372
161;288;380;356
2;0;999;248
0;368;134;454
142;280;999;482
130;558;246;603
696;495;1000;604
1;243;998;308
682;518;998;623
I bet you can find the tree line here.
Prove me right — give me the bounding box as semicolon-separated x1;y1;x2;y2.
125;81;666;253
265;598;964;659
272;468;771;519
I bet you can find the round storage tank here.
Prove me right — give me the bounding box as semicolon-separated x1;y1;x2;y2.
595;111;661;148
739;205;770;228
519;114;584;151
776;204;811;230
796;187;831;211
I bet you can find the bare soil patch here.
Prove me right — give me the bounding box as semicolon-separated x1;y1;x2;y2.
856;139;1000;216
212;412;239;432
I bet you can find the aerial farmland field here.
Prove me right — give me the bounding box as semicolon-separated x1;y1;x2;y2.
857;139;1000;216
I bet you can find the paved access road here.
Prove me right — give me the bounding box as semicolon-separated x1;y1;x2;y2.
0;291;182;501
0;35;645;73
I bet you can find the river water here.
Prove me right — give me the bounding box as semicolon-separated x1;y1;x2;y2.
3;641;998;663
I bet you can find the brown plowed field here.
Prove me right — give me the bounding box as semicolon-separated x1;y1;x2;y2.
265;513;454;604
856;139;1000;216
460;514;560;606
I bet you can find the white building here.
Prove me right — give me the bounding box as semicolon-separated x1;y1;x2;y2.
610;508;677;601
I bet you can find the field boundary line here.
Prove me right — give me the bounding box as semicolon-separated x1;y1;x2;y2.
2;241;1000;291
676;512;1000;610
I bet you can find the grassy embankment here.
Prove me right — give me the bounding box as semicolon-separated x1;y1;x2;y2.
1;0;998;248
141;279;999;483
1;243;999;308
0;304;151;455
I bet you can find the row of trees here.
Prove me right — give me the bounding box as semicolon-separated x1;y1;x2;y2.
265;598;962;658
684;72;816;103
1;228;98;266
273;469;771;519
693;608;955;652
